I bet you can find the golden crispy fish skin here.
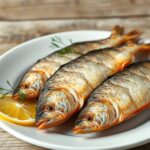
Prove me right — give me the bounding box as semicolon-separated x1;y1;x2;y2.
36;42;150;130
12;26;141;100
73;61;150;134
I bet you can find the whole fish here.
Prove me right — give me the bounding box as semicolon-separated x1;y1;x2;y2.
36;42;150;130
12;26;141;100
73;61;150;134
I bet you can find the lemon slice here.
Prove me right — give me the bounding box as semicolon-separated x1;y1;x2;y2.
0;94;36;126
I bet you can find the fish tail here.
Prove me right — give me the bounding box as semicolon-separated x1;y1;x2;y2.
117;42;150;54
123;29;142;42
111;25;124;36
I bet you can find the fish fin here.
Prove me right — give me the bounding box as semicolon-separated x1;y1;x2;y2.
121;42;150;54
111;25;124;36
123;30;142;42
120;60;133;71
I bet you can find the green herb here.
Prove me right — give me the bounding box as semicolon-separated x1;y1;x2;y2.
58;47;74;55
0;87;13;93
0;82;13;99
18;89;26;100
49;36;77;55
6;80;14;90
0;81;26;100
50;36;73;49
69;39;73;44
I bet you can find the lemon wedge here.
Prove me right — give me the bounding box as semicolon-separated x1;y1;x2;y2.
0;94;36;126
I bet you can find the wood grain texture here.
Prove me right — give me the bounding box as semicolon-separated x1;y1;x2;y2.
0;17;150;55
0;128;45;150
0;0;149;20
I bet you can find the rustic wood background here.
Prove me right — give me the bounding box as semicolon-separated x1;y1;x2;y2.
0;0;150;149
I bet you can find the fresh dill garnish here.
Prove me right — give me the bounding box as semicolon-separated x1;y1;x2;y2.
58;47;74;55
0;81;26;100
50;36;73;48
0;82;13;99
51;42;60;48
18;89;26;100
0;87;12;93
49;36;76;55
6;80;14;90
69;39;73;44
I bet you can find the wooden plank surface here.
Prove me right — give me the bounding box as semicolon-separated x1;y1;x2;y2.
0;128;44;150
0;0;149;20
0;17;150;55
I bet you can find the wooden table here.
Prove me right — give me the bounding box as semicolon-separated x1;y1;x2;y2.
0;0;150;149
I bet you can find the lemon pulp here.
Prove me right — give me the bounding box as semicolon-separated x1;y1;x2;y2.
0;95;36;126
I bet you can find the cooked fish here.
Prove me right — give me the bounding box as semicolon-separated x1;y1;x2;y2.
36;42;150;130
73;61;150;134
12;26;141;100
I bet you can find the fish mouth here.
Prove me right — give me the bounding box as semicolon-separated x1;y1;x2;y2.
36;112;66;130
73;125;84;134
36;109;78;130
36;118;65;130
73;125;98;134
73;122;99;134
73;125;90;134
36;119;50;130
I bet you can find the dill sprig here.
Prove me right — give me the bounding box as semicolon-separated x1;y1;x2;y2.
49;36;75;55
57;47;74;55
50;36;65;48
6;80;15;91
51;36;66;47
0;81;14;98
0;81;26;100
50;36;73;49
18;89;26;100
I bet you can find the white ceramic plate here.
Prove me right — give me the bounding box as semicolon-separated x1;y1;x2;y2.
0;30;150;150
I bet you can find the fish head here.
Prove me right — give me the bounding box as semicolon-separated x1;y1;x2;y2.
73;101;109;134
36;89;78;129
13;71;46;100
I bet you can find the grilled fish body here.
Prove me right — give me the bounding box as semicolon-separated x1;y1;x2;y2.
12;26;141;100
73;61;150;134
36;42;150;130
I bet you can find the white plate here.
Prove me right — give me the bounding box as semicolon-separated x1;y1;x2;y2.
0;30;150;150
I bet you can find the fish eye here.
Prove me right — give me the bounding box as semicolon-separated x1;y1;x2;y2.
22;84;29;89
83;115;94;121
24;85;29;88
44;105;55;112
87;116;93;121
